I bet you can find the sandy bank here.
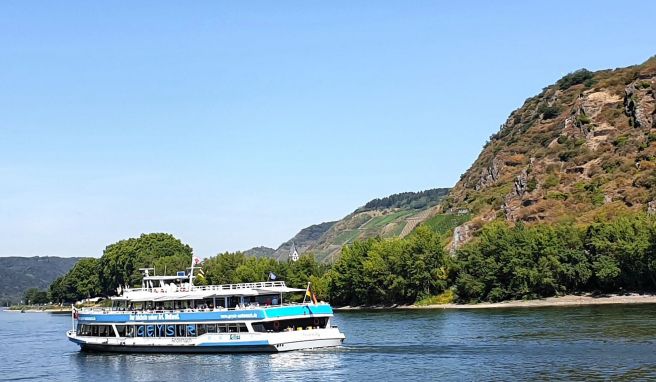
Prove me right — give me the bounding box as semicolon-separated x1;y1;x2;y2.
334;293;656;311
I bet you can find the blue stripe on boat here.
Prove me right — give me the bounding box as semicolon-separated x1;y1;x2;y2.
263;304;333;318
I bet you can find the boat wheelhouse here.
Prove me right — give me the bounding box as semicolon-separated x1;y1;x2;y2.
66;266;345;353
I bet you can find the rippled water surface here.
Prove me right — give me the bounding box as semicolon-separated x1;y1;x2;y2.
2;305;656;381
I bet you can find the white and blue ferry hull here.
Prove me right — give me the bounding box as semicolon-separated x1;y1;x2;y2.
67;328;345;353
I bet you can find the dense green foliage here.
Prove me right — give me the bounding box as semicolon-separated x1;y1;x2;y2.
329;226;448;305
48;211;656;306
556;68;594;90
355;188;450;212
48;233;330;303
23;288;49;304
422;213;471;238
50;233;193;303
202;252;330;300
99;233;193;295
454;214;656;302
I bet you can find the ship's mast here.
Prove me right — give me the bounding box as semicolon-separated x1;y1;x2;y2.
189;258;195;287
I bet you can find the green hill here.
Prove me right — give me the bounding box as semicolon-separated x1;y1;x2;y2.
438;55;656;249
0;256;84;304
243;246;276;258
272;188;450;262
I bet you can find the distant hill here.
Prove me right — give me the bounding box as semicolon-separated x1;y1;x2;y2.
441;55;656;249
271;188;450;262
0;256;84;304
243;246;276;258
271;221;337;261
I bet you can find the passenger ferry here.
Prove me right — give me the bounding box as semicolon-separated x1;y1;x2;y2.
66;262;345;353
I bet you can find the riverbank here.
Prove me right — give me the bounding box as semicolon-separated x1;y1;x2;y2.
5;306;72;314
334;293;656;311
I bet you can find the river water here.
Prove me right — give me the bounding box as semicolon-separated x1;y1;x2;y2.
2;304;656;381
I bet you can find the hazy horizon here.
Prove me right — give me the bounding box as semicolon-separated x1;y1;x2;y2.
2;1;655;258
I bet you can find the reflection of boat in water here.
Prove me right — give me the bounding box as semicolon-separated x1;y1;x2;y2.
66;260;345;353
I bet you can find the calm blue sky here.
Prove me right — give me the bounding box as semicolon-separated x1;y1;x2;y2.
1;1;654;258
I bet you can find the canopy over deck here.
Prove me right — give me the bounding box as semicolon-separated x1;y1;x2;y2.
115;281;305;301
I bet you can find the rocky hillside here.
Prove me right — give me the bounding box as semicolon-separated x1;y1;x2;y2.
271;188;450;262
442;56;656;249
0;256;84;304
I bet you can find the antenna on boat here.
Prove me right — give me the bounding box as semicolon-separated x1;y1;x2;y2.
138;268;155;289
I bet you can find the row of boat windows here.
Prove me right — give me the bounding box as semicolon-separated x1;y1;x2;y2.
111;295;281;311
76;323;249;337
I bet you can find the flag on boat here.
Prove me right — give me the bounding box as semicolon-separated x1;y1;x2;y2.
269;272;277;281
197;268;205;276
305;283;318;304
193;256;201;265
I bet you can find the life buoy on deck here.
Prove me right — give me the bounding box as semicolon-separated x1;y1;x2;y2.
273;321;280;330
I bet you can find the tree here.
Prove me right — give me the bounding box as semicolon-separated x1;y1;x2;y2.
24;288;48;305
99;233;193;295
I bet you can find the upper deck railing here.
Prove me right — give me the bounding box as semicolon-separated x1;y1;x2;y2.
124;281;288;294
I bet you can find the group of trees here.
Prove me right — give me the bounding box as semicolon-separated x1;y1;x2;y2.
45;212;656;306
454;214;656;302
329;226;448;306
23;288;49;305
48;233;330;304
49;233;193;303
200;251;330;300
355;188;450;212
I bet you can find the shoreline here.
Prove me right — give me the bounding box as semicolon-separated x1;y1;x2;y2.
4;308;72;314
334;293;656;311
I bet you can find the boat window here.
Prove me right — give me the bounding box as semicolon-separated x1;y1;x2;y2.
132;302;143;311
255;294;279;306
137;325;145;337
228;296;240;309
155;324;166;337
252;324;265;333
146;325;155;337
91;325;99;337
126;325;134;337
238;324;248;333
228;324;238;333
77;324;92;336
166;324;175;337
175;300;190;310
206;324;217;333
197;324;207;336
186;324;196;337
215;298;226;308
163;301;174;310
116;325;126;337
176;324;186;337
217;324;227;333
